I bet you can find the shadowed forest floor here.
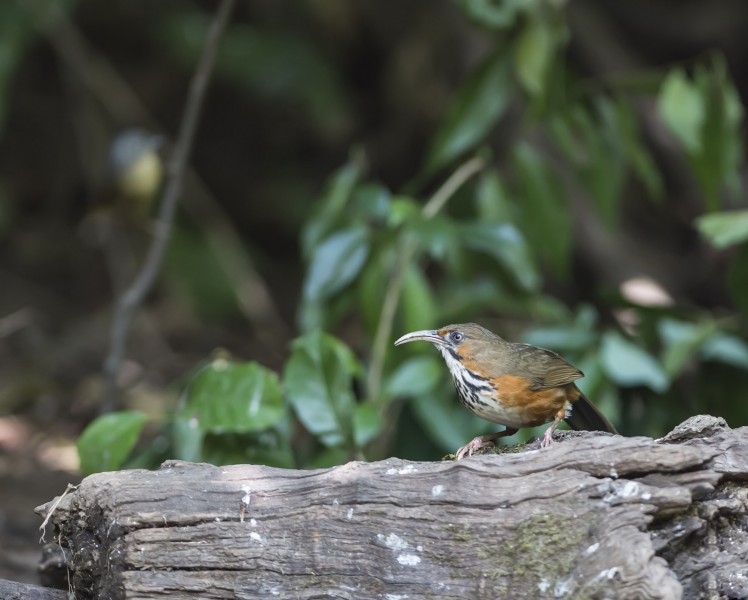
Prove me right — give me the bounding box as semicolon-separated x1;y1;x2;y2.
0;419;80;584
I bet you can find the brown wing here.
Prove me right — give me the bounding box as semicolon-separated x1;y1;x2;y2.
510;343;583;390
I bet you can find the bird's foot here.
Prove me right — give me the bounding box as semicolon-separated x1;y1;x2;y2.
540;427;555;448
455;436;495;460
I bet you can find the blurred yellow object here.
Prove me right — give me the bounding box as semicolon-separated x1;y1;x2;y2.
119;146;162;201
109;129;164;217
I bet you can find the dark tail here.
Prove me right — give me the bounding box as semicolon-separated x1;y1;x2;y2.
565;389;618;434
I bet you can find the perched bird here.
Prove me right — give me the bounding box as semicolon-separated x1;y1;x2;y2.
394;323;617;459
108;128;165;219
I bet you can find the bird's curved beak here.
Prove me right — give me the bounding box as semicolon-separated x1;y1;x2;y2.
394;329;447;347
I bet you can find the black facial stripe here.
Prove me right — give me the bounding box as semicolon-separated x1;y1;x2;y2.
471;370;489;382
447;347;460;361
461;375;492;394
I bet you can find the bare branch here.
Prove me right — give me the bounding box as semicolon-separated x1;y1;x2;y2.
30;0;288;341
102;0;236;413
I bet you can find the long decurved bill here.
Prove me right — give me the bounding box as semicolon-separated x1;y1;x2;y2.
394;329;447;347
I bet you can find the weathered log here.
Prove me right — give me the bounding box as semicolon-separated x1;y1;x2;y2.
0;577;68;599
36;415;748;599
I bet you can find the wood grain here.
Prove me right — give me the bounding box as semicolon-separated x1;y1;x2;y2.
0;577;68;599
36;416;748;599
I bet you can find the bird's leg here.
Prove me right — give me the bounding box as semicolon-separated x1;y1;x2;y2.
541;407;566;448
455;427;519;460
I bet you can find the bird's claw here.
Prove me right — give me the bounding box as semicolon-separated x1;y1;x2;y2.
540;427;555;448
455;436;495;460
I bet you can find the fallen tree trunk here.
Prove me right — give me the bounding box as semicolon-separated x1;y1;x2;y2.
0;578;68;599
36;415;748;599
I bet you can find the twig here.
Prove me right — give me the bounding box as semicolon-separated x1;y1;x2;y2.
102;0;235;413
39;483;78;543
421;157;485;219
0;308;33;338
366;156;485;403
30;1;288;340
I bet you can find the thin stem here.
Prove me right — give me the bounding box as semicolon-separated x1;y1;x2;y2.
102;0;235;413
366;156;485;403
421;156;486;219
31;0;288;340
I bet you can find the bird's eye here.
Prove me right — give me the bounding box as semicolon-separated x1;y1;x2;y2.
450;331;464;344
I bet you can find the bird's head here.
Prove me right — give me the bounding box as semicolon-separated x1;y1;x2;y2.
394;323;504;364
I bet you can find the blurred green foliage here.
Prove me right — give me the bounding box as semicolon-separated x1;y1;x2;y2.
6;1;746;474
77;411;147;474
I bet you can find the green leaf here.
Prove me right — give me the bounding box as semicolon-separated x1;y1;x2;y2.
441;277;566;322
700;334;748;369
549;106;588;166
553;100;629;228
523;327;592;353
425;50;510;174
303;446;351;469
589;99;626;227
658;318;716;377
284;331;360;447
615;98;664;200
514;16;555;97
658;59;743;210
456;0;526;29
200;430;295;469
172;415;204;463
657;68;705;154
458;222;540;292
384;355;443;398
77;411;148;475
301;161;361;256
475;169;513;223
513;143;571;275
183;360;285;433
692;59;743;210
387;196;421;228
574;353;607;399
522;306;598;353
303;226;370;303
400;266;438;333
600;331;669;392
351;182;392;222
408;214;460;264
358;257;389;336
695;210;748;249
353;404;381;448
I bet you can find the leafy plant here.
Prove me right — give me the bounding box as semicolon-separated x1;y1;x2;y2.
77;1;748;474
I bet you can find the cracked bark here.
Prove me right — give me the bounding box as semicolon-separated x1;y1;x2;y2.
36;415;748;599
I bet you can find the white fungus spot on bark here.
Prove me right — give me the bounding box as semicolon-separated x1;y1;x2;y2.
585;542;599;555
378;533;409;551
397;554;421;566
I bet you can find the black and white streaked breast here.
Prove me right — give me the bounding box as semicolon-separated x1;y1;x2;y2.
437;346;493;410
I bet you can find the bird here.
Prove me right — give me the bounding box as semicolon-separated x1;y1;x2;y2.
394;323;617;459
